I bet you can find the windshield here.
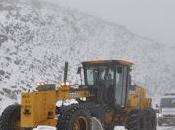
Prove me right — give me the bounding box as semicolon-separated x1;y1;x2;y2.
86;65;114;85
161;98;175;108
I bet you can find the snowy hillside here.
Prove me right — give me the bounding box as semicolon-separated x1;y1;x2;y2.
0;0;175;112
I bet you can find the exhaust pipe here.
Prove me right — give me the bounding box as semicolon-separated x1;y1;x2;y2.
64;62;68;83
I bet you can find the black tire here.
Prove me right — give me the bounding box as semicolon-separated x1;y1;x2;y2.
143;110;149;130
139;109;157;130
0;104;21;130
127;110;146;130
104;126;114;130
149;109;157;130
57;104;91;130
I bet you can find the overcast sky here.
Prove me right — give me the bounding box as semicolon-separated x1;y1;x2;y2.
46;0;175;44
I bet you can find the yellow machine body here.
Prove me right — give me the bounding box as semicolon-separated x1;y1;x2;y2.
127;86;152;110
0;60;156;130
20;85;151;128
20;86;90;128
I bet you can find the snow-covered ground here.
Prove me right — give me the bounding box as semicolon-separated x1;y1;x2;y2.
115;126;175;130
32;125;175;130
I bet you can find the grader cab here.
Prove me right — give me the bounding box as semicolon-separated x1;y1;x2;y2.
0;60;157;130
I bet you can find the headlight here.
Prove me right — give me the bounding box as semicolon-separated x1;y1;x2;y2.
36;81;46;86
61;82;65;86
65;81;70;86
158;113;163;117
60;81;70;86
40;82;45;85
36;82;41;86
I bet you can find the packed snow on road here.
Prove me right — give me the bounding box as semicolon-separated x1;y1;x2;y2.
32;125;175;130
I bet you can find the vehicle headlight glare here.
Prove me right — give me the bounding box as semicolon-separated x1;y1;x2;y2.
36;82;40;86
66;81;70;86
61;82;65;86
158;113;162;117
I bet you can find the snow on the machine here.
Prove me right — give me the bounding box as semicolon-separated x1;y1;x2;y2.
33;126;56;130
32;118;104;130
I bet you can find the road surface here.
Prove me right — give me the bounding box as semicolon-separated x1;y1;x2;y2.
33;126;175;130
114;126;175;130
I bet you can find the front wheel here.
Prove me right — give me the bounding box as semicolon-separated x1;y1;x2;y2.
57;105;91;130
0;104;21;130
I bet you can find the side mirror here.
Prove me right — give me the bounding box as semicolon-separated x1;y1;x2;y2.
156;104;159;108
155;104;160;113
77;67;82;74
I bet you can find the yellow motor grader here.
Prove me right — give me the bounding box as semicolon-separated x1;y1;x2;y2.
0;60;157;130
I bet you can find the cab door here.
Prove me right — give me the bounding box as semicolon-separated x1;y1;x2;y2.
114;65;129;107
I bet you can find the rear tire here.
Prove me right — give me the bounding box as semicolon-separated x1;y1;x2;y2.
0;104;32;130
149;109;157;130
0;104;21;130
104;126;114;130
127;110;146;130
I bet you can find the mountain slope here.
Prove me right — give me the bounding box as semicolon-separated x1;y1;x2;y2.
0;0;175;111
